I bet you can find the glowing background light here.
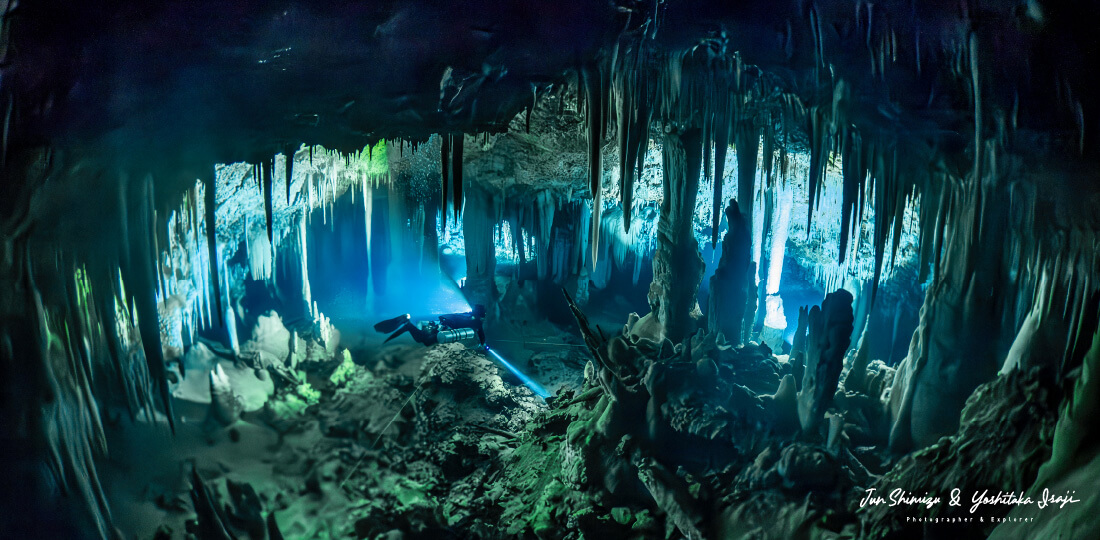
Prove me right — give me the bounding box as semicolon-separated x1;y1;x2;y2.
485;347;551;399
319;267;471;323
763;294;787;330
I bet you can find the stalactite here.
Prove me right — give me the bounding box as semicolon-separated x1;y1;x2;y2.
124;174;176;432
582;63;606;266
440;134;451;232
735;120;759;244
284;144;294;204
613;43;654;232
805;106;828;232
299;215;312;310
362;174;373;295
839;128;863;264
766;187;793;295
712;110;730;247
872;146;894;297
451;134;464;220
202;169;223;328
248;228;272;282
262;158;274;245
752;185;776;333
761;115;775;188
969;32;983;186
535;191;555;279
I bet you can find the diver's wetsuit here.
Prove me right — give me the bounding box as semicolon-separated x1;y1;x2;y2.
379;306;486;346
403;324;439;345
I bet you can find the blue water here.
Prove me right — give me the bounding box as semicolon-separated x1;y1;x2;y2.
320;267;471;323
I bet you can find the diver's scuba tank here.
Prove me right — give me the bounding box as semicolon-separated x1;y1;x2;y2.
436;327;479;346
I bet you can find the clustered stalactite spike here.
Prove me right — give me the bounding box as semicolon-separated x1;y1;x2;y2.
612;41;654;234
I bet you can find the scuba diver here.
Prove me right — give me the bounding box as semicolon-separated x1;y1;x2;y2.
373;304;487;347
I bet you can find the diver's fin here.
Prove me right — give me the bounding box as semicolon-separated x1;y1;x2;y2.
374;314;410;333
384;324;411;343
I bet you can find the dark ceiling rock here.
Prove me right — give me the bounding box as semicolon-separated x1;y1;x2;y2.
2;0;1099;251
6;0;618;166
9;1;1098;167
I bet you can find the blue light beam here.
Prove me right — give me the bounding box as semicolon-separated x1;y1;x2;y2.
485;347;551;399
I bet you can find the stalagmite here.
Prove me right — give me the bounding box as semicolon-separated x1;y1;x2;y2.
708;199;752;345
207;363;241;427
189;468;236;540
795;289;854;435
94;272;153;421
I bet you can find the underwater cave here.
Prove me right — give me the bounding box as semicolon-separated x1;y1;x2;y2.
2;1;1099;539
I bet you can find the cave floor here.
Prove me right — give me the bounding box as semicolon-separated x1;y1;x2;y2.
99;312;586;539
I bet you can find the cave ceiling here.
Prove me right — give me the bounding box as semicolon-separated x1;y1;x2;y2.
9;4;1098;169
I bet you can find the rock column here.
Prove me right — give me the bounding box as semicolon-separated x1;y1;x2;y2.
648;128;705;343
